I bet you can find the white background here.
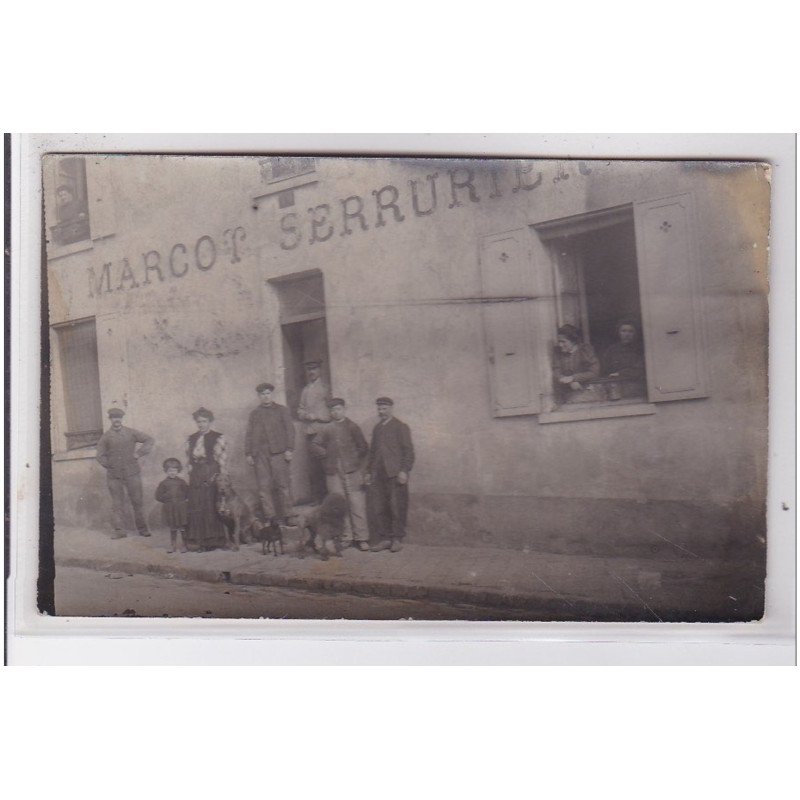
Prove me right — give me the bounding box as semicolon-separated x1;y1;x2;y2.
2;0;798;797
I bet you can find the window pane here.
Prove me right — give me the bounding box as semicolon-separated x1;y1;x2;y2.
52;157;90;245
57;319;103;448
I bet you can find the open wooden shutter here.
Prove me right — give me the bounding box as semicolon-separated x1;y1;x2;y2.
86;156;117;241
634;193;709;401
479;229;542;416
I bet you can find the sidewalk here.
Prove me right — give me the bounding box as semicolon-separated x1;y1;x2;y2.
54;525;763;621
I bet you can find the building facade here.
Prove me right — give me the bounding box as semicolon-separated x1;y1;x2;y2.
45;155;769;561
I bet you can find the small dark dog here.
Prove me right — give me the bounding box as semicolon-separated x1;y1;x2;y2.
298;492;348;561
215;473;258;551
251;518;285;556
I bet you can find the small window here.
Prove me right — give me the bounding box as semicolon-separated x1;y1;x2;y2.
54;318;103;449
255;157;318;209
260;156;316;183
50;157;91;246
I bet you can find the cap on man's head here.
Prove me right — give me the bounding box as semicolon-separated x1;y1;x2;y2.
107;407;125;419
304;359;322;368
256;382;275;393
327;397;345;408
376;396;394;406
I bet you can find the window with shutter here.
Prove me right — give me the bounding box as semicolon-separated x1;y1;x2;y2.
45;155;117;258
476;194;710;424
54;318;103;449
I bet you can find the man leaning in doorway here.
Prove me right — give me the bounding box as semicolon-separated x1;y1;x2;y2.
95;407;155;539
296;359;330;504
245;382;295;525
311;397;370;551
365;397;414;553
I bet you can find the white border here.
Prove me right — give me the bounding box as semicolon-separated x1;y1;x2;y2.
7;133;796;665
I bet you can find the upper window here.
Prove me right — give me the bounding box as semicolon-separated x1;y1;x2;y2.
54;318;103;449
255;157;318;209
479;193;708;423
44;155;117;259
51;157;90;246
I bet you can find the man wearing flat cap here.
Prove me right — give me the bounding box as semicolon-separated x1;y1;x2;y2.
365;397;415;553
311;397;370;550
296;359;330;504
245;383;295;525
95;408;155;538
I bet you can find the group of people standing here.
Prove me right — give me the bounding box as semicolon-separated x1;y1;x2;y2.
94;360;415;556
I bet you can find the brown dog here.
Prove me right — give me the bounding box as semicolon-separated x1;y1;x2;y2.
215;473;258;551
298;492;348;561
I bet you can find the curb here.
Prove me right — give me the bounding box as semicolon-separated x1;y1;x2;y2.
56;553;672;621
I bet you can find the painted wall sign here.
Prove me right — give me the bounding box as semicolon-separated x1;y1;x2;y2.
86;227;246;297
85;162;592;296
277;163;556;250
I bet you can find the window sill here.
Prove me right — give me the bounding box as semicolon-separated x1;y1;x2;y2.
53;447;97;462
47;239;94;261
538;402;657;424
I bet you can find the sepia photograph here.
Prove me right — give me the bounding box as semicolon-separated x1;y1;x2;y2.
41;153;770;622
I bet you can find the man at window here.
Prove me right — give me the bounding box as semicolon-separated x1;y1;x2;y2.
53;181;89;245
56;184;83;223
552;324;602;404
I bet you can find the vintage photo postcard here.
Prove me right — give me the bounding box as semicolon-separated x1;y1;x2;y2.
41;153;770;622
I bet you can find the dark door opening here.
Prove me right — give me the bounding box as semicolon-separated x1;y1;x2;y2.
269;270;331;505
281;317;331;414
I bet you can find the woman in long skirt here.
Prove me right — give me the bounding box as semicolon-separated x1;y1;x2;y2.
185;407;229;551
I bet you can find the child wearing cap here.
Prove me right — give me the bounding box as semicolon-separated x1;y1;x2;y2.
155;458;189;553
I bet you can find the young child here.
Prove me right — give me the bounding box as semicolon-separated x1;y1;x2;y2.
155;458;189;553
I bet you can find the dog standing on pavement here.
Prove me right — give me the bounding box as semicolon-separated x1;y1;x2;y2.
215;473;258;551
298;492;349;561
251;518;285;556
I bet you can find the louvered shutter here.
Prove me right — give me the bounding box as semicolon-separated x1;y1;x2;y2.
634;193;709;401
479;229;543;416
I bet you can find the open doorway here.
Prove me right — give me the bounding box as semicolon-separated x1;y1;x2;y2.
268;269;331;505
281;316;331;413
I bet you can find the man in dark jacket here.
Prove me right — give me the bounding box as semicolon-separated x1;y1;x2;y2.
245;382;295;524
311;397;370;550
365;397;414;553
95;408;155;538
